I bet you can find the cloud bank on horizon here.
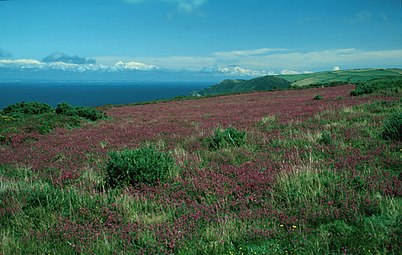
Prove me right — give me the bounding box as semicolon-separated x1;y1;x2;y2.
1;48;401;79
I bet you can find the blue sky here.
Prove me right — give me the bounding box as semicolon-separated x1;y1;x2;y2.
0;0;401;80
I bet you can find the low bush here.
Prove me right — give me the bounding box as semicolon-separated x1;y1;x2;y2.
56;102;106;121
318;130;332;145
105;146;176;188
382;112;402;141
3;102;53;115
205;127;247;150
55;102;74;115
1;102;105;135
313;94;323;100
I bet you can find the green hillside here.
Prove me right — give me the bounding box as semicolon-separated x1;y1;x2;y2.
199;75;291;95
279;68;402;87
199;68;402;96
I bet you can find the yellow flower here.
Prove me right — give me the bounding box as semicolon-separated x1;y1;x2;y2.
292;225;297;229
280;224;284;227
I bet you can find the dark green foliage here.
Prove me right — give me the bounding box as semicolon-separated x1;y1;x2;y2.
313;94;323;100
205;127;247;150
0;134;9;144
3;102;53;116
350;77;402;96
318;130;332;145
105;146;176;188
56;102;106;121
55;102;74;115
1;102;105;136
382;112;402;141
0;113;83;135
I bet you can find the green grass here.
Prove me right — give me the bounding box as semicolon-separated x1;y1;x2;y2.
279;68;402;87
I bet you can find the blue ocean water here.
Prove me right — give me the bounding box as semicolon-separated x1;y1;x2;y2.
0;81;211;109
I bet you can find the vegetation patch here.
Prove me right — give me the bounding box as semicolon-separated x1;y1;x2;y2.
56;102;107;121
313;94;323;100
2;101;53;116
105;145;177;188
0;101;107;135
350;76;402;96
382;112;402;141
204;127;247;150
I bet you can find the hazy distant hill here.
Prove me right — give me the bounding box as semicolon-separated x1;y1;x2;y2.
199;75;291;95
199;68;402;96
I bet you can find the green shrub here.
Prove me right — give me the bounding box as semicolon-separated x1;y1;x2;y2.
55;102;74;115
72;106;106;121
0;134;9;144
56;102;106;121
3;102;53;115
350;90;358;96
205;127;247;150
313;94;323;100
105;146;176;188
318;130;332;145
382;112;402;141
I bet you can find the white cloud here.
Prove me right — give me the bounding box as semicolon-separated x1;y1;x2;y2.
174;0;206;13
216;48;402;71
0;59;42;65
135;56;216;70
333;66;341;71
0;59;44;68
114;61;157;70
343;11;372;24
214;48;288;58
280;69;300;75
124;0;207;13
0;59;157;72
218;65;268;76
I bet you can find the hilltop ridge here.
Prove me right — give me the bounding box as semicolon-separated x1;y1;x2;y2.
199;68;402;96
199;75;291;95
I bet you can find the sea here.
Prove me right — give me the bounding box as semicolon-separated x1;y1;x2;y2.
0;81;212;109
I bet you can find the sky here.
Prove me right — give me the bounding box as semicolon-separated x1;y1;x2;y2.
0;0;401;81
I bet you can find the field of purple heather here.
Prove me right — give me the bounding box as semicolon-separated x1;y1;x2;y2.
1;84;401;254
1;85;369;179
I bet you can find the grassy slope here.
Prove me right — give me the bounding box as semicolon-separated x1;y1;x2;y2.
279;68;402;87
1;83;401;254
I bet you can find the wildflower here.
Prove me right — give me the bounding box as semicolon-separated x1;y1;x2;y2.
292;225;297;229
280;224;284;227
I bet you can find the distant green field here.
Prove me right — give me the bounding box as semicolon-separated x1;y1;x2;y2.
279;68;402;87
